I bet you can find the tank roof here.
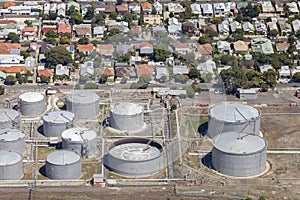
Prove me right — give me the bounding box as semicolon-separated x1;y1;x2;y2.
61;128;96;142
0;128;25;141
110;102;143;115
66;91;99;104
19;92;44;102
0;150;22;166
213;132;266;154
209;102;259;123
43;110;75;123
46;150;80;165
0;109;20;122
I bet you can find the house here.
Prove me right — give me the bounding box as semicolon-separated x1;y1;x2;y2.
255;21;267;34
116;45;132;54
168;17;182;35
0;43;21;64
218;21;230;35
201;3;213;16
243;22;254;33
153;1;163;15
21;27;36;40
173;65;189;75
217;40;231;53
174;43;190;54
130;55;142;65
261;1;275;13
103;4;116;14
93;26;105;38
50;3;57;14
292;19;300;32
42;25;57;34
81;4;91;17
58;23;72;35
286;2;299;15
191;3;201;15
225;2;238;15
38;69;53;80
77;44;94;56
167;3;185;14
128;2;141;14
43;3;50;15
296;40;300;50
80;61;94;77
214;3;226;17
4;5;31;15
230;21;241;33
251;37;274;54
278;65;290;77
275;2;284;15
55;64;69;76
116;4;128;15
67;1;80;12
0;66;25;77
4;2;16;9
136;64;153;77
275;42;290;52
195;43;212;58
233;40;248;53
237;89;257;99
259;64;274;73
267;21;278;31
197;60;216;74
130;26;142;37
201;24;217;33
100;67;115;81
74;24;91;37
98;44;114;58
115;65;137;81
152;25;167;33
141;2;152;14
155;66;169;81
136;42;153;56
57;3;66;17
278;20;292;35
0;28;18;40
144;15;161;25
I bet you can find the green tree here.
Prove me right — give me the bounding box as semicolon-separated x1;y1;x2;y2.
109;12;118;20
154;45;171;61
179;0;192;19
61;32;72;39
0;86;4;95
182;22;195;34
4;75;17;85
40;75;50;83
246;70;264;87
263;69;277;88
92;12;106;25
174;74;189;84
188;68;201;79
293;72;300;82
45;46;72;66
7;32;19;43
79;75;90;84
123;13;136;25
138;74;152;84
84;82;98;89
204;29;218;38
44;30;58;44
151;7;157;15
186;86;195;98
16;72;27;84
24;20;33;27
67;5;77;16
99;74;108;84
269;29;278;37
84;6;95;20
75;83;81;89
198;36;211;44
70;12;83;24
78;37;89;44
220;67;248;94
59;36;71;44
48;13;58;20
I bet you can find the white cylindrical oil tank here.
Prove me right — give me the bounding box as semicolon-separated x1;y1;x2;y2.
0;150;23;180
0;109;21;128
19;92;45;116
105;138;163;177
61;128;97;157
109;102;144;131
45;150;82;180
43;110;75;137
207;102;260;139
212;132;267;177
0;128;25;154
66;92;100;119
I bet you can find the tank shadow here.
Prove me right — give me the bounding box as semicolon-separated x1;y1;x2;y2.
37;125;44;135
198;122;208;137
39;165;47;177
201;152;213;169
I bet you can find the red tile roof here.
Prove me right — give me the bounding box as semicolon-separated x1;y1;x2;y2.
136;64;153;76
101;67;114;76
0;20;17;25
174;42;189;49
0;43;21;54
58;23;71;34
4;2;16;8
42;27;57;34
0;66;25;73
136;42;153;49
142;2;152;10
38;69;53;77
116;4;128;12
78;44;94;52
196;43;212;55
22;27;35;32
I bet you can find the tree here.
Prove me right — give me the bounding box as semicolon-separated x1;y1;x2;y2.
158;75;168;83
240;3;260;18
130;83;148;89
92;12;106;25
109;12;118;20
99;74;108;84
123;13;136;25
220;67;248;94
138;74;152;84
84;82;98;89
204;29;218;38
84;6;95;20
67;5;77;16
75;83;81;89
0;86;4;95
16;72;27;84
48;13;58;20
198;36;211;44
154;45;171;62
78;37;89;44
151;7;157;15
263;69;277;88
44;30;58;44
186;86;195;98
59;36;70;44
79;76;90;84
179;0;192;19
269;29;278;37
260;83;269;92
4;75;17;85
174;74;189;84
188;68;201;79
7;32;19;43
182;22;195;34
246;70;264;87
24;20;33;27
293;72;300;82
61;32;72;39
45;46;72;66
40;75;50;83
70;12;83;24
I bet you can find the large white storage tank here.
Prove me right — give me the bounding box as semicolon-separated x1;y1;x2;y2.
19;92;45;116
0;150;23;180
45;150;82;180
0;109;21;128
43;110;75;137
104;138;163;176
207;102;260;139
61;128;97;157
65;92;100;119
0;128;25;154
109;102;144;131
212;132;267;177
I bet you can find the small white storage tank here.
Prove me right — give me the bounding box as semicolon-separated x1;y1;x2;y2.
61;128;97;157
0;150;23;180
43;110;75;137
109;102;144;131
19;92;45;116
0;128;25;154
212;132;267;177
105;138;163;176
45;150;82;180
66;91;100;119
0;109;21;128
207;102;260;139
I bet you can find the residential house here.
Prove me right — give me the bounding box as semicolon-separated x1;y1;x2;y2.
81;4;91;17
191;3;201;15
278;65;290;77
4;2;16;9
57;3;66;17
278;20;292;35
233;40;248;54
4;6;31;15
142;2;152;14
98;44;114;59
50;3;57;14
167;3;185;14
217;40;231;53
153;1;163;15
130;26;142;37
115;64;137;81
43;3;50;15
130;55;142;65
58;23;72;35
74;24;91;37
168;17;182;35
80;61;94;77
103;4;116;15
275;2;284;15
261;1;275;13
230;21;241;33
116;4;128;15
251;37;274;54
0;43;21;64
100;67;115;81
296;40;300;51
42;25;57;35
218;20;230;35
255;21;267;35
195;43;212;59
116;44;132;54
197;60;216;74
128;2;141;14
155;66;169;81
292;19;300;32
243;22;254;33
144;15;161;25
259;64;274;73
55;64;69;76
201;3;213;16
201;24;217;33
152;25;167;33
225;2;238;15
21;27;36;40
93;26;105;38
77;44;94;56
173;65;189;75
275;42;290;52
174;43;190;54
67;1;80;12
267;21;278;31
286;2;299;15
0;66;25;77
135;42;153;56
38;68;53;81
214;3;226;17
136;64;153;78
